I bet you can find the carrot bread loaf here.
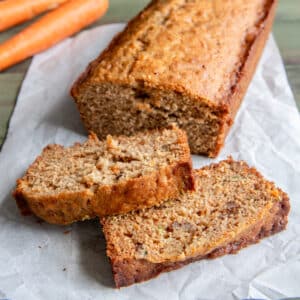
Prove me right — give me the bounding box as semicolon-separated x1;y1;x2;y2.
71;0;277;157
102;159;290;287
14;126;194;225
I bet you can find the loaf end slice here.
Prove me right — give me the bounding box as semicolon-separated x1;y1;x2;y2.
71;0;277;157
102;159;289;287
14;125;194;225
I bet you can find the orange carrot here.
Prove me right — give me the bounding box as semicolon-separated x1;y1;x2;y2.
0;0;109;71
0;0;69;32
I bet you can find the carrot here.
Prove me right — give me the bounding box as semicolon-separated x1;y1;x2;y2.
0;0;109;71
0;0;69;32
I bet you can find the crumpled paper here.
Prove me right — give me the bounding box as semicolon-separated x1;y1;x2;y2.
0;24;300;300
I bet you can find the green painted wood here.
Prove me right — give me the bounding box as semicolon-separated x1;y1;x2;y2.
273;1;300;110
96;0;149;24
275;0;300;20
0;105;14;143
0;73;27;146
274;21;300;62
285;65;300;107
0;0;299;147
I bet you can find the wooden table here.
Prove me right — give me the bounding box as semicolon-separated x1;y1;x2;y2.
0;0;299;147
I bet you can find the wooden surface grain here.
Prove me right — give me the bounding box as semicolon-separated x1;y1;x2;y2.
0;0;299;146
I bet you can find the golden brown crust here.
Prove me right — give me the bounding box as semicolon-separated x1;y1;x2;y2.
108;191;289;288
14;188;96;225
93;161;194;217
72;0;276;103
70;0;162;99
13;127;194;225
13;190;32;216
212;0;278;157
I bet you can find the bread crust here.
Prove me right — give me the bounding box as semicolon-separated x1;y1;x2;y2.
13;128;194;225
213;0;278;157
71;0;277;157
92;161;194;217
107;192;289;288
70;0;161;99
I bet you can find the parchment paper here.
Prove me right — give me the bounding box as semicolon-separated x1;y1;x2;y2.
0;24;300;300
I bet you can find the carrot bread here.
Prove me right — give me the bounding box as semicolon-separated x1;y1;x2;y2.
71;0;277;157
102;159;290;288
14;126;194;225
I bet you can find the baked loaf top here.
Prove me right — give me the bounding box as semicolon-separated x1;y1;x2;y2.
14;125;194;224
102;159;289;286
76;0;273;105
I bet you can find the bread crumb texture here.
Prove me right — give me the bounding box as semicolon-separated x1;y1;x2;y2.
14;126;193;224
103;159;289;264
18;128;186;194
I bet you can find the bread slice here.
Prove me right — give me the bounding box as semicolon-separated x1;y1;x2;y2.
14;126;194;225
102;159;290;288
71;0;277;157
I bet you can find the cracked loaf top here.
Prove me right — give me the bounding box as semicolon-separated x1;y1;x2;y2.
78;0;274;104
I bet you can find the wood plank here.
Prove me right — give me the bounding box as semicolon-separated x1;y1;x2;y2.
273;1;300;109
0;74;25;146
285;65;300;108
276;0;300;21
0;105;14;146
0;74;25;102
95;0;149;24
274;20;300;63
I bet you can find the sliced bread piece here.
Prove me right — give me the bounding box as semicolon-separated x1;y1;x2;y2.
14;125;194;225
102;159;290;288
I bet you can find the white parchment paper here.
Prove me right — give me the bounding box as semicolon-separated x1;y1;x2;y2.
0;24;300;300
